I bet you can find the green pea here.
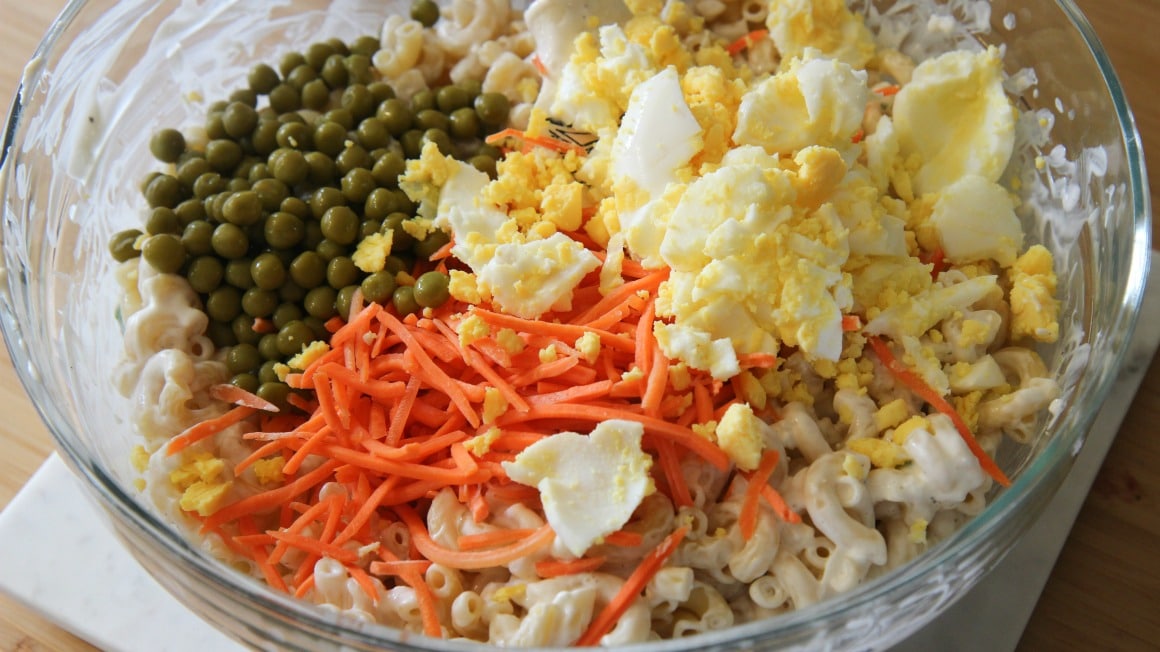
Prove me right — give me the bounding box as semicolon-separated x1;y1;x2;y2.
257;360;281;384
231;315;261;345
268;83;302;113
376;98;412;136
316;239;347;262
368;81;396;104
192;172;224;200
250;253;287;291
360;218;383;238
313;121;347;157
174;198;207;225
181;220;214;256
206;286;243;322
109;229;143;262
371;152;406;189
303;316;329;340
459;78;483;100
206;321;237;348
226;178;251;193
250;120;280;157
301;78;331;111
414;108;450;133
392;285;420;316
186;256;224;293
144;174;183;209
474;92;510;127
305;151;337;186
176;156;210;189
351;35;380;58
327;256;360;289
269;148;309;186
360;271;397;304
477;143;503;160
247;163;272;183
225;258;255;289
280;196;310;219
436;85;470;113
222;102;259;139
383;255;410;275
411;0;440;27
321;206;360;245
257;381;291;408
222;190;264;226
227;343;262;374
325;107;355;130
279;51;307;76
242;287;278;317
286;63;317;90
248;63;280;95
355;117;390;150
211;222;249;259
310;186;347;219
277;320;314;356
230;373;260;394
258;333;281;361
336;285;359;320
142;234;186;273
264;211;305;250
304;286;338;319
382;212;416;250
319;54;348;89
305;42;336;70
335;144;373;175
149;128;186;163
229;89;258;108
276;121;312;150
421;128;453;156
289;251;327;288
278;111;306;125
413;228;450;260
449;107;481;139
414;270;450;308
468;154;497;178
341;85;375;121
400;129;424;158
412;90;437;115
251;178;288;212
146;207;181;235
341;168;376;203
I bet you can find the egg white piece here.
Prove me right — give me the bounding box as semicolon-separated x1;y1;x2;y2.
477;232;601;319
502;420;655;556
928;174;1023;267
434;161;508;270
893;47;1016;195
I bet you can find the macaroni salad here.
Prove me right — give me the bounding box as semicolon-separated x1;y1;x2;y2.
115;0;1063;645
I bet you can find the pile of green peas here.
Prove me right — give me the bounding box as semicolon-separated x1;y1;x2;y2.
109;28;511;408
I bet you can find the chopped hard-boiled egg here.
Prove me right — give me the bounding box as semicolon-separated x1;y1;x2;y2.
1009;244;1060;342
733;53;868;155
715;403;765;471
892;47;1016;195
928;175;1023;267
502;419;655;556
765;0;877;68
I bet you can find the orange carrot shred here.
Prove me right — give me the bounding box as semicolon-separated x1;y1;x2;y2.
725;29;769;56
739;450;780;539
167;405;257;455
576;526;687;646
867;336;1011;487
210;384;280;412
396;505;554;569
535;556;606;578
454;528;538;551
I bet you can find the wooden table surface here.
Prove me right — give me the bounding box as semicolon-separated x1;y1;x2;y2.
0;2;1157;650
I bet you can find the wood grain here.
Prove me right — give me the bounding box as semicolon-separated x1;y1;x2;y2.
0;1;1155;651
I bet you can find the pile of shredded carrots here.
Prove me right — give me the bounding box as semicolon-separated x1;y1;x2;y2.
165;247;809;643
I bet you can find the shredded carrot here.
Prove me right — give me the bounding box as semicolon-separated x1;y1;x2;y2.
760;485;800;524
456;528;537;551
842;315;863;331
210;384;280;411
867;336;1011;487
576;526;688;646
396;504;554;569
368;558;434;576
535;556;606;578
739;450;780;539
875;84;901;96
266;529;359;565
725;29;769;56
167;405;257;455
603;530;644;547
851;128;866;144
531;53;549;76
484;128;587;156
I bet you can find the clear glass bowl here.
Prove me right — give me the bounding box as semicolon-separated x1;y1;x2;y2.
0;0;1149;650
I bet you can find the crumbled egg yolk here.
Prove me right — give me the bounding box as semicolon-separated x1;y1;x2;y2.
847;437;910;469
496;328;526;354
482;387;509;424
458;314;491;347
351;231;394;273
908;518;929;544
171;452;231;517
1009;244;1060;342
765;0;877;68
465;427;503;456
252;456;286;486
574;332;601;363
891;415;931;445
288;341;330;371
714;403;764;471
873;398;910;433
538;344;558;363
